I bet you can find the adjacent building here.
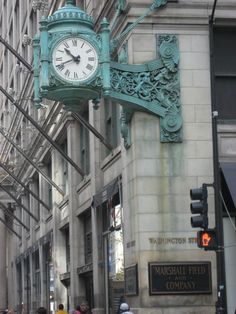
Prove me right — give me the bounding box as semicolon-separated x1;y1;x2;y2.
0;0;236;314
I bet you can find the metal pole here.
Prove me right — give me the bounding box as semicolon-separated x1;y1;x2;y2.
0;85;85;177
0;216;22;239
0;127;65;196
72;113;114;151
0;35;32;71
103;230;110;314
210;0;218;24
0;202;30;231
209;21;227;314
0;161;51;212
0;183;39;222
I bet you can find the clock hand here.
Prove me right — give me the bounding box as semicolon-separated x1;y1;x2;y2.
64;48;77;60
56;59;74;68
74;55;81;63
65;48;81;64
62;58;74;65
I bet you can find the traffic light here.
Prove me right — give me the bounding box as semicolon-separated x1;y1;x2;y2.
197;229;218;250
190;184;208;229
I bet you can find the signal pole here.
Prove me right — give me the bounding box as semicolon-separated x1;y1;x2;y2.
209;21;227;313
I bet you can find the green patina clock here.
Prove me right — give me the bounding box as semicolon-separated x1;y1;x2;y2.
34;0;183;145
33;0;106;111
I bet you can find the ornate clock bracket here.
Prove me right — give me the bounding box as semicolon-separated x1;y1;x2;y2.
109;34;182;148
33;0;182;150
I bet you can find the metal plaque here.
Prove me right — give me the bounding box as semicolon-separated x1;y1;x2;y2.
125;264;139;296
149;261;212;295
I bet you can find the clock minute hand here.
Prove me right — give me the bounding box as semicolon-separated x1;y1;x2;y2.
62;58;74;65
56;59;74;69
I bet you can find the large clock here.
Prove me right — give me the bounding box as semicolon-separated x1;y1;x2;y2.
52;36;99;83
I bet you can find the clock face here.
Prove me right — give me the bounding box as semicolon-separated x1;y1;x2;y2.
52;37;99;83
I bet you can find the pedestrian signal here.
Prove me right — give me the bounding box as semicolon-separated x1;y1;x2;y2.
197;229;217;250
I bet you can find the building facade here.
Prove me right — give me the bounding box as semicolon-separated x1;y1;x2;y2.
0;0;236;314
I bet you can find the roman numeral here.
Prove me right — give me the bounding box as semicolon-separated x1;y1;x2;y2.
72;39;77;46
88;57;95;62
56;64;65;71
74;72;78;79
63;42;69;48
86;64;93;71
86;49;92;54
58;49;64;53
65;69;70;77
81;42;85;48
56;57;62;61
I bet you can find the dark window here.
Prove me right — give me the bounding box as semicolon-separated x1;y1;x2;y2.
46;158;53;209
61;140;68;194
105;100;120;156
33;250;40;311
65;227;70;272
80;110;90;175
221;163;236;217
212;25;236;119
16;262;23;312
84;212;92;264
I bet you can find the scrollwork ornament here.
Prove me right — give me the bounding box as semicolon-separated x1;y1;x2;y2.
160;113;182;142
161;113;182;133
110;34;182;145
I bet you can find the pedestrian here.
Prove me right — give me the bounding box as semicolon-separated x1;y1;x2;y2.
79;302;92;314
56;304;68;314
117;296;126;314
37;307;47;314
119;303;134;314
74;306;81;314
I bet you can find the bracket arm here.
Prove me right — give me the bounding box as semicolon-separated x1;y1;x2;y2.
112;0;167;48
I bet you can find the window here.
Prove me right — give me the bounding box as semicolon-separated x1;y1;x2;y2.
45;158;53;209
14;0;20;46
60;140;68;194
104;99;120;156
33;250;41;311
33;173;40;221
65;227;70;272
80;110;90;175
25;188;30;230
9;22;13;73
24;257;31;314
16;262;23;312
84;212;92;264
212;23;236;119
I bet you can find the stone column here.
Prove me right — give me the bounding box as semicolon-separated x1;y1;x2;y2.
66;120;81;309
0;209;7;309
28;178;36;243
89;101;104;314
51;145;68;309
38;162;50;236
29;253;34;314
39;244;45;307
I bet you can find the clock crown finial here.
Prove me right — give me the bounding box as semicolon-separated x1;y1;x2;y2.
66;0;76;5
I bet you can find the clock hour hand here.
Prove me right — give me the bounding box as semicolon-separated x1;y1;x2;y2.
64;48;80;63
64;48;75;58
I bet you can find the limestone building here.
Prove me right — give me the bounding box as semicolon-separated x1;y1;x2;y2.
0;1;236;314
